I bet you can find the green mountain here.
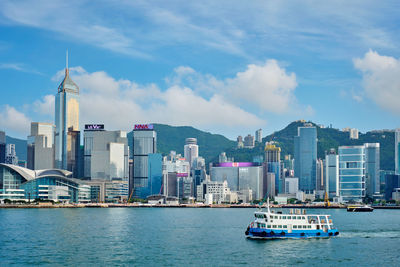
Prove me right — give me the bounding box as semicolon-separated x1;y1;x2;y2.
127;124;236;164
6;121;396;171
253;121;393;171
222;120;394;171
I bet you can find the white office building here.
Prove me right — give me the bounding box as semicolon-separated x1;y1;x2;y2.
184;138;198;168
27;122;55;170
84;126;129;181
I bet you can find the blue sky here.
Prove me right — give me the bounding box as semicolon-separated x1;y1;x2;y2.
0;0;399;139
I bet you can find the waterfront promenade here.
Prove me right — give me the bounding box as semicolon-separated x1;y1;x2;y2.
2;203;399;209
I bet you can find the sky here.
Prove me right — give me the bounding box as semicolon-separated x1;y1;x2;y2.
0;0;399;140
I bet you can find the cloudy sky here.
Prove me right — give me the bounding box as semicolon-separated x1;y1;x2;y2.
0;0;399;139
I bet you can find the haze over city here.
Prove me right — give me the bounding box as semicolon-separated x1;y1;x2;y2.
1;0;400;139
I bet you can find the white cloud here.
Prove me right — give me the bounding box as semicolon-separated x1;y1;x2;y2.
0;105;30;135
52;67;265;132
33;94;54;115
354;50;400;115
0;62;42;75
167;60;299;114
223;60;297;113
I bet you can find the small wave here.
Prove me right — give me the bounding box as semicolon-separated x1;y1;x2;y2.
340;231;400;238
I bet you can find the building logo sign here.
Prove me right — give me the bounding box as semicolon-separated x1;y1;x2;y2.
134;124;154;130
85;124;105;131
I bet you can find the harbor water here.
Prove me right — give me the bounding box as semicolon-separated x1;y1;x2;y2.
0;208;399;266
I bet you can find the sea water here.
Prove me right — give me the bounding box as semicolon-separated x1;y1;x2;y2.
0;208;399;266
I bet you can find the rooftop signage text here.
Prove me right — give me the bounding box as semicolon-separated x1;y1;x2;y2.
85;124;105;131
134;124;154;130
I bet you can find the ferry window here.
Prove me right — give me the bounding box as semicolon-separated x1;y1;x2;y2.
274;216;278;219
302;216;305;220
270;215;273;219
287;216;291;219
273;225;277;228
293;225;297;229
282;216;286;219
303;225;307;229
283;225;287;228
267;225;271;228
278;225;282;228
308;225;311;229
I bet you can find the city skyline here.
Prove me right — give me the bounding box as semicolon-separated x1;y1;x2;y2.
1;1;400;140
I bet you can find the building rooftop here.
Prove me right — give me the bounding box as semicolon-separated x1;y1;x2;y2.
58;68;79;94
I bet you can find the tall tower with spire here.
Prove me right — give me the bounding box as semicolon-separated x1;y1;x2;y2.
54;51;80;174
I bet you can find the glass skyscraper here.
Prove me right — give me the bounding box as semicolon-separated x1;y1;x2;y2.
264;143;281;194
325;149;339;197
364;143;380;197
294;125;317;191
55;58;80;172
395;129;400;175
339;146;365;202
131;125;157;198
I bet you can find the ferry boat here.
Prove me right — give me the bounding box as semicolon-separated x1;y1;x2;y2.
346;205;373;212
245;199;339;239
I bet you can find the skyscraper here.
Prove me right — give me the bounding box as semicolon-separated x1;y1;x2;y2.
339;145;365;202
0;131;5;164
325;149;339;197
184;138;198;168
27;122;55;170
255;129;262;143
131;124;157;198
365;143;380;197
83;125;129;181
395;129;400;175
5;144;18;165
294;125;317;191
264;142;281;194
55;53;80;171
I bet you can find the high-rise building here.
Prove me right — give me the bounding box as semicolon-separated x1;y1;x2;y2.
395;129;400;175
339;146;365;202
294;125;317;191
162;152;190;198
131;124;157;197
237;136;244;148
284;177;299;194
133;153;163;199
27;122;55;170
219;152;228;163
264;142;281;194
325;149;339;197
211;162;263;200
5;144;18;165
83;124;129;181
55;53;80;171
243;134;255;148
364;143;380;197
342;127;359;139
0;131;5;164
255;129;262;143
316;159;324;191
184;138;198;168
384;174;400;201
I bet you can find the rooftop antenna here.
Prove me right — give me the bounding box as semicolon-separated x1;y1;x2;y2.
66;49;69;75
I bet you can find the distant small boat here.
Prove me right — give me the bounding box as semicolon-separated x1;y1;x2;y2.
245;198;339;240
346;205;374;212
